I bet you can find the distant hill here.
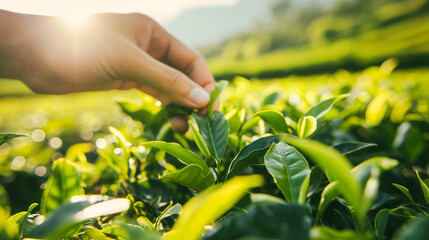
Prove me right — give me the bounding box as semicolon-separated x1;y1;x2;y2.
164;0;277;48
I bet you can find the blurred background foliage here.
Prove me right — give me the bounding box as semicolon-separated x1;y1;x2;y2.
1;0;428;215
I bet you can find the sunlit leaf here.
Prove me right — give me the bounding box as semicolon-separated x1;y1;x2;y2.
189;119;211;158
165;175;264;240
303;95;346;119
41;158;84;215
161;164;215;192
108;126;131;176
264;142;310;203
255;110;289;133
7;203;38;238
193;111;229;161
207;80;228;113
366;92;390;126
297;116;317;138
310;226;365;240
82;227;115;240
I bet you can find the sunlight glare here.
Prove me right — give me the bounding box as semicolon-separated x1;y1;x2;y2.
60;12;90;31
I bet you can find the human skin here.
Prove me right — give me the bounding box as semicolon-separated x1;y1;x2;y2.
0;10;217;133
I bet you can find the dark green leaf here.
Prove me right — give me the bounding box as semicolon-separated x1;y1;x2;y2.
202;204;312;240
393;216;429;240
332;141;377;155
375;209;390;240
264;142;310;203
389;207;419;218
0;133;26;147
161;164;215;192
193;111;229;161
143;141;209;175
117;99;153;125
41;159;84;215
392;183;426;214
255;110;289;133
226;135;279;180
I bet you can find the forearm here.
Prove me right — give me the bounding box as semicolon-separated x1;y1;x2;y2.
0;10;34;80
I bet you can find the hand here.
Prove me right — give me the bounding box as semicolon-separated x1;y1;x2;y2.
0;11;216;133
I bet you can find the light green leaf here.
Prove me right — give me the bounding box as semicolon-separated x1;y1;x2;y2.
207;81;228;113
41;158;84;215
82;227;115;240
161;164;215;192
366;92;390;126
255;110;289;133
226;135;279;180
332;141;377;155
297;116;317;138
0;133;26;147
239;117;260;135
262;91;281;106
316;182;339;222
165;175;264;240
7;203;38;238
249;193;286;204
155;203;182;230
310;226;365;240
389;207;419;218
415;170;429;205
298;173;311;204
278;135;362;220
31;196;130;239
264;142;310;203
193;111;229;161
143;141;209;175
304;95;346;119
189;119;211;158
108;126;131;176
375;209;390;240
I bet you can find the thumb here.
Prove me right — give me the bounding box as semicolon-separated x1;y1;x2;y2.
132;52;211;109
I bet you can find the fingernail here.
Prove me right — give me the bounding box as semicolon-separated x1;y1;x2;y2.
189;88;210;106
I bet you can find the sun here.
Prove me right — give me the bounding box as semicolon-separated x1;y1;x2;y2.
59;12;90;31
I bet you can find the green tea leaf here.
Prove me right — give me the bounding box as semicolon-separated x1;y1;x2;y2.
108;126;131;176
193;111;229;161
278;135;362;219
249;193;286;204
415;170;429;205
389;207;419;218
332;141;377;155
0;133;26;147
310;226;365;240
264;142;310;203
392;183;426;214
304;95;346;119
155;203;182;230
189;119;211;158
366;92;390;126
262;91;281;106
207;81;228;113
161;164;215;192
375;209;390;240
202;204;312;240
41;158;84;215
393;216;429;240
143;141;209;175
226;135;279;180
117;99;153;126
316;182;339;222
297;116;317;138
82;227;115;240
31;196;130;239
255;110;289;133
165;175;263;240
7;203;38;238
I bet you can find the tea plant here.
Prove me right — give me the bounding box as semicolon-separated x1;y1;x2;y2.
1;60;429;239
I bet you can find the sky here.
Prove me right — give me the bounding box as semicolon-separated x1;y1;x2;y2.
1;0;240;24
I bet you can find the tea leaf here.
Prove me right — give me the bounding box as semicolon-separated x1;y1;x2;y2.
264;142;310;203
393;216;429;240
189;119;211;158
255;110;289;133
226;135;279;180
332;141;377;155
161;164;215;192
143;141;209;175
310;226;365;240
203;204;312;240
7;203;38;238
193;111;229;161
304;95;346;119
207;81;228;113
41;158;84;215
415;170;429;205
165;175;263;240
375;209;390;240
297;116;317;138
366;92;390;126
0;133;26;147
392;183;426;214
